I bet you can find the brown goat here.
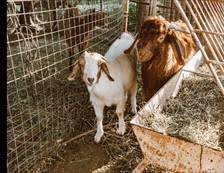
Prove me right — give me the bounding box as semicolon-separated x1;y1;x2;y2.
64;5;107;71
124;16;196;101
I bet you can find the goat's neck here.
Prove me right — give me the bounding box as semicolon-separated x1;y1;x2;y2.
142;43;180;76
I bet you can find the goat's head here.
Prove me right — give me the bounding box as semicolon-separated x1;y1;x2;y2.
68;51;114;86
125;16;190;65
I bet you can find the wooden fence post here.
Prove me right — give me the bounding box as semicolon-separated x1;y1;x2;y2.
149;0;157;16
122;0;129;32
137;0;157;30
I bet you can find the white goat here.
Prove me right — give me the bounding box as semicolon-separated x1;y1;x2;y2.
67;39;137;143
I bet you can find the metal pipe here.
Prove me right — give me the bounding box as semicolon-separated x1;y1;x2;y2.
214;1;224;27
173;0;224;95
170;27;224;36
206;1;224;49
187;0;224;75
190;0;224;63
199;0;224;60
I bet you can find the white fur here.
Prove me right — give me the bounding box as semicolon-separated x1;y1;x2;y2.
104;32;135;61
83;50;137;143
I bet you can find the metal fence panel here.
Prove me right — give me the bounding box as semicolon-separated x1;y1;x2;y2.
7;0;122;172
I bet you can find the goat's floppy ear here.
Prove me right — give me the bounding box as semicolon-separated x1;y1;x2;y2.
98;58;114;81
168;31;185;65
67;59;80;81
67;58;82;81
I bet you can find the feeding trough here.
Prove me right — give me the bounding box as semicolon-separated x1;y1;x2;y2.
130;50;224;173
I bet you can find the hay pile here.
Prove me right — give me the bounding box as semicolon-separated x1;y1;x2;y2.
139;67;224;150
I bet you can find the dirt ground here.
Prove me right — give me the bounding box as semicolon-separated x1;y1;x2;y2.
46;122;165;173
48;141;111;173
47;127;142;173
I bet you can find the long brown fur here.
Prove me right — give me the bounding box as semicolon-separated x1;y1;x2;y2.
125;16;196;101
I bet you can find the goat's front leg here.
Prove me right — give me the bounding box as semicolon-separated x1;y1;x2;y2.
93;102;104;143
130;82;137;114
116;101;126;135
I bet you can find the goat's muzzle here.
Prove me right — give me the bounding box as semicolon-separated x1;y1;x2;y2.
87;77;94;86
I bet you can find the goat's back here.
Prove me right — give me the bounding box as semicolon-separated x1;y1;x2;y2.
93;53;136;97
104;32;135;61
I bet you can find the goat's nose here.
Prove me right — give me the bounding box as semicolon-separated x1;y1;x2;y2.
87;77;94;85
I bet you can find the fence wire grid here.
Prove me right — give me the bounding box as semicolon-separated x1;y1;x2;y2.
7;0;123;172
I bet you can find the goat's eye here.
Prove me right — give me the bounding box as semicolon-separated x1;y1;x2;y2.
157;34;166;43
147;23;155;30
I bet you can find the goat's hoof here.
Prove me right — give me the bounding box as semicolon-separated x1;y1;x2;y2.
131;108;137;114
116;127;126;135
94;133;103;143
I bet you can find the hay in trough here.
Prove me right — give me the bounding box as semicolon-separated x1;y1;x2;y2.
139;66;224;150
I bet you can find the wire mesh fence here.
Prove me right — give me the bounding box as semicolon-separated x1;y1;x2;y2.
7;0;123;172
7;0;224;172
